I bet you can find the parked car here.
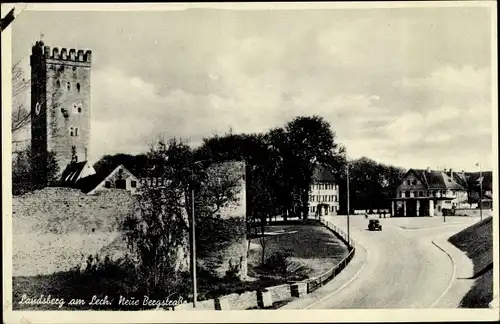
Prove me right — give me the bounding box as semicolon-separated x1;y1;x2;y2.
368;219;382;231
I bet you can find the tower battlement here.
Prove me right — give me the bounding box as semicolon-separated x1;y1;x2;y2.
31;41;92;63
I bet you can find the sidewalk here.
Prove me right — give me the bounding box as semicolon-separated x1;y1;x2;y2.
431;234;474;308
280;240;368;309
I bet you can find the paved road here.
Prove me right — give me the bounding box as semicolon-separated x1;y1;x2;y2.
305;215;480;309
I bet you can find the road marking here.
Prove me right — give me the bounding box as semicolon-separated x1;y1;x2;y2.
429;239;457;308
302;237;370;309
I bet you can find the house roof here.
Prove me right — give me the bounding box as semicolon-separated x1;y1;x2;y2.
60;161;89;185
75;164;136;194
408;169;466;190
312;165;336;182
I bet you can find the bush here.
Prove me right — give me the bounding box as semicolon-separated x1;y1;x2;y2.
261;251;309;281
224;259;241;282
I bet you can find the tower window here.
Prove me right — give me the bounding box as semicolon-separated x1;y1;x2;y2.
69;126;78;137
73;66;77;71
77;83;81;92
56;80;60;88
67;82;71;91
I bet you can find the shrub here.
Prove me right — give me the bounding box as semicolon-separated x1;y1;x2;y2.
224;259;241;283
261;251;309;281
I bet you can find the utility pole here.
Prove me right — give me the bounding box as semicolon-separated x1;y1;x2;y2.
479;163;483;221
191;187;197;308
346;161;350;248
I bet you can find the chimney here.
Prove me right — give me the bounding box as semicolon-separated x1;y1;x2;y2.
426;167;431;173
449;168;453;178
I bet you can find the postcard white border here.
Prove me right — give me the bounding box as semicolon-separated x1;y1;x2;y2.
2;2;498;323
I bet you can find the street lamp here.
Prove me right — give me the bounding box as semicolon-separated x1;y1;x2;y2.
189;159;211;308
190;160;204;308
477;162;483;221
346;159;351;248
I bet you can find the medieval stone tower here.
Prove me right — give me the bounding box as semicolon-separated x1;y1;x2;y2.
30;39;92;179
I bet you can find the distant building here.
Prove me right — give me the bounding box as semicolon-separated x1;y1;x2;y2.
391;168;470;217
455;170;493;210
62;163;139;195
308;165;340;218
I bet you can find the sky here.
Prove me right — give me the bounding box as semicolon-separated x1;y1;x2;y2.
10;4;496;171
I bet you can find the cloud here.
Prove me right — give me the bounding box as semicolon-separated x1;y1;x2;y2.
11;7;494;171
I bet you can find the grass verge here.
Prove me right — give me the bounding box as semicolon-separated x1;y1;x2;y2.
448;216;493;308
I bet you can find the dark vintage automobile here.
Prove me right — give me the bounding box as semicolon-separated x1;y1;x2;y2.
368;219;382;231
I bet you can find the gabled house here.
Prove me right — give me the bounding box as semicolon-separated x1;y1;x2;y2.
308;165;340;218
390;168;468;217
73;164;140;195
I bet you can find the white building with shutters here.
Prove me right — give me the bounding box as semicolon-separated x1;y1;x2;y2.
308;165;340;218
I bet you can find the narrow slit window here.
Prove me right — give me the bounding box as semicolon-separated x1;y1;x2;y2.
77;83;81;92
56;80;60;88
74;128;79;136
69;127;74;136
67;82;71;91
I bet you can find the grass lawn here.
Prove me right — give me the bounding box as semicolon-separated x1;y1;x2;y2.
247;224;349;280
448;216;493;308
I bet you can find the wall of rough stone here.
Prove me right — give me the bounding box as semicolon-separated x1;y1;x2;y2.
12;187;135;276
13;161;247;280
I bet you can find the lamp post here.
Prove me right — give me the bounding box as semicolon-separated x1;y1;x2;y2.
478;162;483;221
346;160;350;248
191;186;197;308
190;160;207;308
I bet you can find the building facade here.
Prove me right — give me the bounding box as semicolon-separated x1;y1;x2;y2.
308;165;340;218
391;169;468;217
30;40;92;177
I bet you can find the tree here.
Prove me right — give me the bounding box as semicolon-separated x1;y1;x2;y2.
196;132;278;231
284;116;341;220
93;153;150;177
124;136;247;288
12;61;31;141
337;156;405;212
122;169;188;296
12;147;59;195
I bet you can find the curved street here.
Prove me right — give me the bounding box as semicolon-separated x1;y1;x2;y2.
303;215;480;309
